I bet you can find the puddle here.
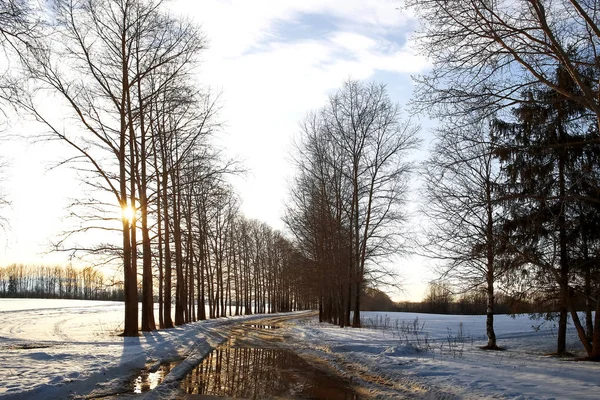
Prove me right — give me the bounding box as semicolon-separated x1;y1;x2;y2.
180;345;360;399
132;362;177;393
131;324;361;399
242;324;280;329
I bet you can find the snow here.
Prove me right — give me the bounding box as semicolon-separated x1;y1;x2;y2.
0;299;599;399
0;299;282;399
285;311;600;399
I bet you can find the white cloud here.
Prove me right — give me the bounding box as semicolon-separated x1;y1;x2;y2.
170;0;416;58
330;32;378;52
172;0;428;234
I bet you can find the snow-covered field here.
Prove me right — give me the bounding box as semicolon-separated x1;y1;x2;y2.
288;311;600;399
0;299;598;399
0;299;275;399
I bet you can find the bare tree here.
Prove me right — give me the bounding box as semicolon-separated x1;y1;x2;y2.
407;0;600;127
0;156;8;234
286;110;354;325
0;0;37;50
18;0;205;336
326;80;419;327
0;0;39;105
421;117;504;349
0;0;40;228
286;79;419;327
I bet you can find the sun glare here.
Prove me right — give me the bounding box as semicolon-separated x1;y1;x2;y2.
122;205;135;222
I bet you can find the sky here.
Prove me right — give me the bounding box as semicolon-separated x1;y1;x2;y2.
0;0;435;301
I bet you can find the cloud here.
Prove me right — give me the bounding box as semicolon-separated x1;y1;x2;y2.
165;0;428;232
170;0;418;58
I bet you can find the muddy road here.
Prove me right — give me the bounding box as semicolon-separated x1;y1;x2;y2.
129;313;369;399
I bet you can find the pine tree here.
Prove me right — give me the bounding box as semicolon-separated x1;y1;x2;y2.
494;65;600;358
8;275;16;297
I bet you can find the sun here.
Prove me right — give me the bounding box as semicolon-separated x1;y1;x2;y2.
122;205;136;222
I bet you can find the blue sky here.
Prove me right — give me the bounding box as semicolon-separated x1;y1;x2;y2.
0;0;434;301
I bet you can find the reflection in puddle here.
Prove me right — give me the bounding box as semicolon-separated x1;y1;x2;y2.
131;324;361;399
132;362;177;393
242;324;280;329
180;345;360;399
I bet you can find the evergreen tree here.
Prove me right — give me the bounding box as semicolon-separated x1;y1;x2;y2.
8;275;16;297
494;65;600;358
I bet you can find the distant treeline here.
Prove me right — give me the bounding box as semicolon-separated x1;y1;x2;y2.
359;285;521;315
358;283;585;316
0;264;124;301
394;282;591;316
396;297;525;315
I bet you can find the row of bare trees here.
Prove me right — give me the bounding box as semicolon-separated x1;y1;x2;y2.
0;0;316;336
285;80;419;328
409;0;600;359
153;177;315;328
13;0;214;336
0;263;123;300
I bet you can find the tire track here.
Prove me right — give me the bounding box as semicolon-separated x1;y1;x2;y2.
53;317;73;342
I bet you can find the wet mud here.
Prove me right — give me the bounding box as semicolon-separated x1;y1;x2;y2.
131;323;360;399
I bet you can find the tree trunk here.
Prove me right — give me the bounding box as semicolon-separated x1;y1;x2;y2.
568;299;592;356
591;298;600;360
136;71;156;332
556;126;569;355
484;176;497;349
121;19;137;336
157;185;164;328
173;165;186;325
352;279;361;328
485;277;497;349
161;162;174;329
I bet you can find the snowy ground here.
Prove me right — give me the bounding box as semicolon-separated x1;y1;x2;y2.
286;312;600;399
0;299;598;399
0;299;281;399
